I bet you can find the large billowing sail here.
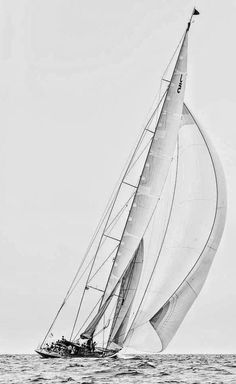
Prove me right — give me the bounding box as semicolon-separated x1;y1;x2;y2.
108;239;144;348
122;104;227;353
80;31;188;339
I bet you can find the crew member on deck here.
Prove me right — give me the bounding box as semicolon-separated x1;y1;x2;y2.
92;341;96;352
87;338;93;352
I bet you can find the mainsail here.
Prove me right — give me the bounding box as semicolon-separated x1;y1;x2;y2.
81;22;189;340
122;104;227;353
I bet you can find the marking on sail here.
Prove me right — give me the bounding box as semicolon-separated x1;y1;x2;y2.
177;74;183;93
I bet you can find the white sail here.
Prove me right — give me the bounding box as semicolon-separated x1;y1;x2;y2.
123;104;227;353
108;239;144;348
100;32;188;304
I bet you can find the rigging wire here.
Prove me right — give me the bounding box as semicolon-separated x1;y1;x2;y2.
94;319;110;338
72;297;102;342
88;244;119;283
69;90;168;341
98;88;168;314
69;128;151;339
41;124;147;345
41;65;168;347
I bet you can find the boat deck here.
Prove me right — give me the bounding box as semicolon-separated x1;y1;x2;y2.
35;348;115;359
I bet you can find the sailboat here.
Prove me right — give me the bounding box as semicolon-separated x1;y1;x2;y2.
36;9;227;359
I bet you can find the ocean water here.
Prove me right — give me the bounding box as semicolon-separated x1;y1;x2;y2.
1;354;236;384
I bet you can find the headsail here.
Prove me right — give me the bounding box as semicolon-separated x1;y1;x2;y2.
122;104;227;353
80;240;144;341
80;24;189;340
107;239;144;348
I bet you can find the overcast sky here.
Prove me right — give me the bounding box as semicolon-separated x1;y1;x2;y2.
0;0;236;354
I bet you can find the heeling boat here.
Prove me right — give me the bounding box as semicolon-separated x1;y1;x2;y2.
36;9;227;359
